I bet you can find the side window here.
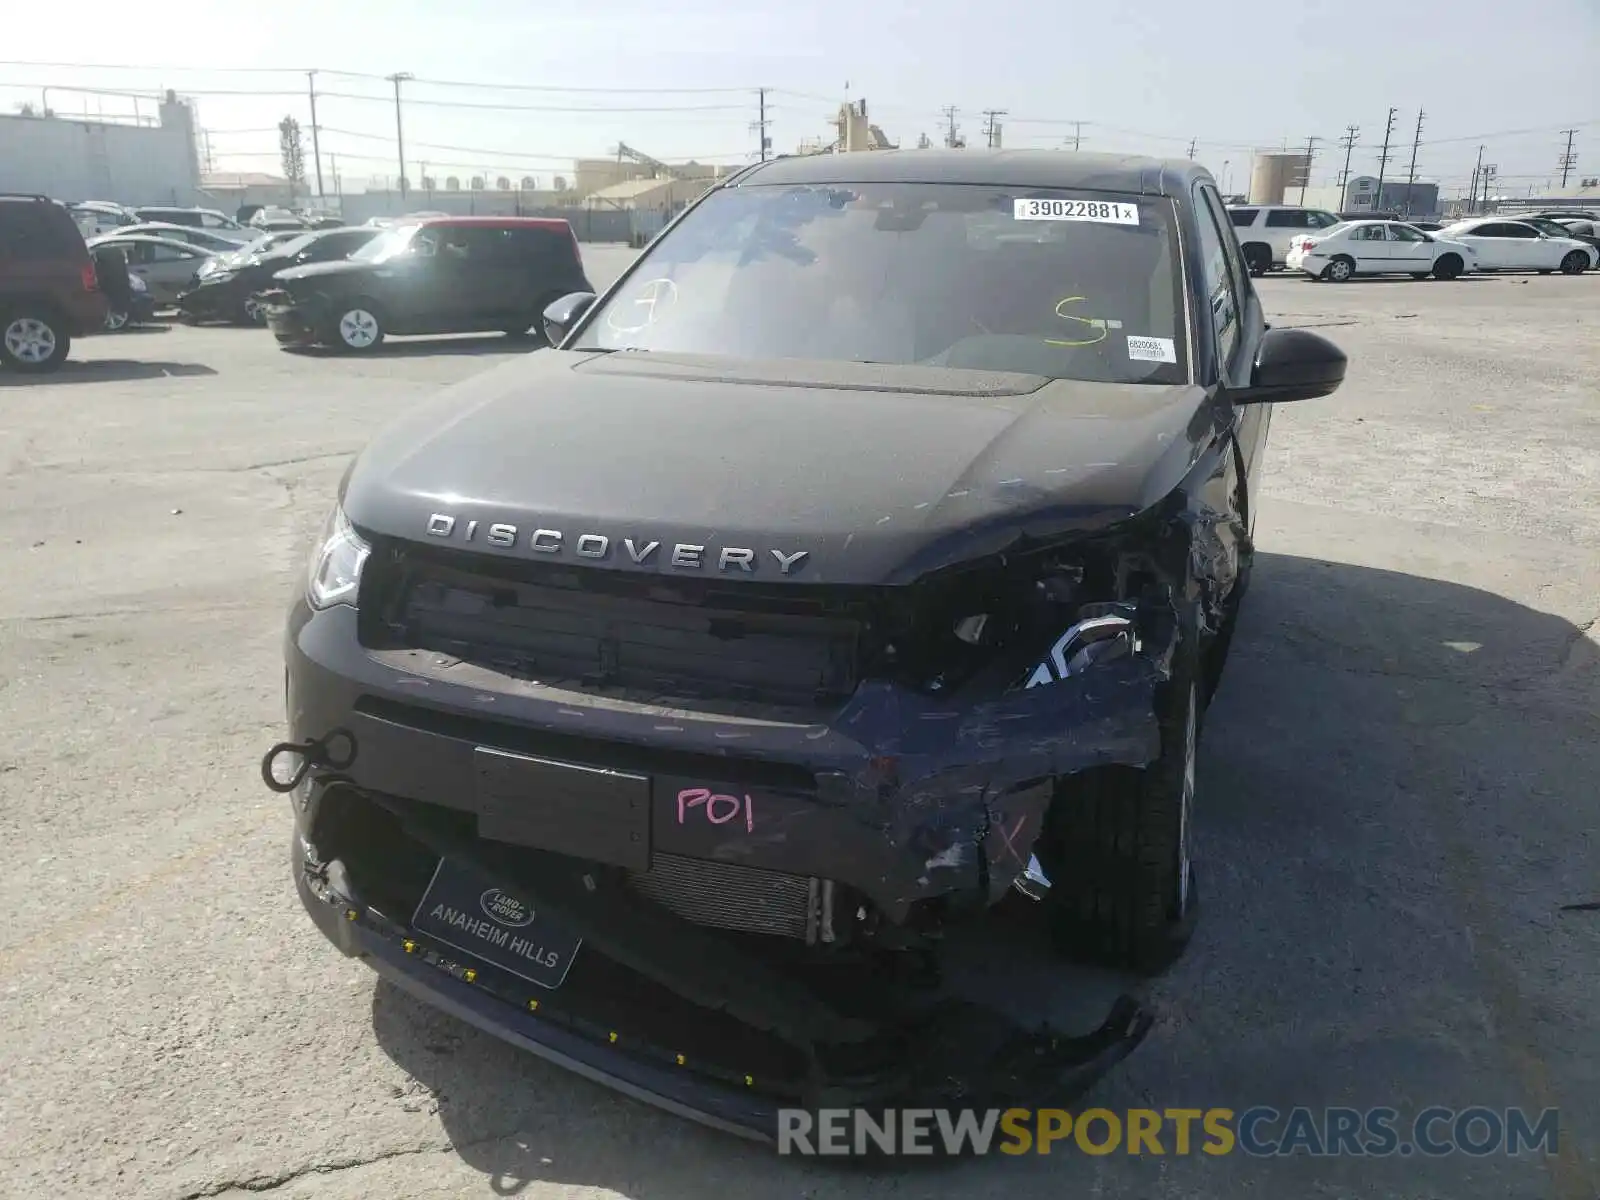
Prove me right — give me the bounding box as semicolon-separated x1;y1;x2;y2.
1352;226;1386;242
1503;223;1539;240
462;227;516;260
1200;186;1250;319
1474;223;1511;238
1310;212;1341;228
1390;225;1426;242
1228;208;1259;228
1265;209;1307;228
1191;187;1241;366
149;241;187;262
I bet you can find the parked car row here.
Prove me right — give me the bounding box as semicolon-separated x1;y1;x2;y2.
1283;217;1596;282
1226;203;1599;281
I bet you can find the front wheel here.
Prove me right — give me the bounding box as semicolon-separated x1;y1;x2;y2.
1560;251;1589;275
331;303;384;352
1;311;70;372
1432;254;1463;281
1410;272;1430;280
1039;640;1201;974
240;294;269;325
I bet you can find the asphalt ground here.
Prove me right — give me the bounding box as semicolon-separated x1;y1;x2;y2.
1;253;1596;1199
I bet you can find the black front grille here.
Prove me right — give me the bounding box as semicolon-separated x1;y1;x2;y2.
373;547;865;709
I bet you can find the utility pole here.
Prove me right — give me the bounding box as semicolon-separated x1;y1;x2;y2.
1558;128;1578;188
1479;163;1497;212
1186;137;1197;160
306;70;325;205
386;72;413;200
750;88;770;162
1336;124;1360;201
941;106;960;149
1372;107;1398;214
1402;108;1424;215
1298;134;1319;205
981;109;1007;149
1071;120;1083;151
1469;144;1485;214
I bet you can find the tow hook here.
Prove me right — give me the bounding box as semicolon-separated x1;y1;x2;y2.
260;729;357;794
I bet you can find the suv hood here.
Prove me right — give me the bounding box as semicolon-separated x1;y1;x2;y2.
342;350;1218;586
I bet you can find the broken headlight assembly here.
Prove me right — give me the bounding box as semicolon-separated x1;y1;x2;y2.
306;506;371;610
897;544;1144;695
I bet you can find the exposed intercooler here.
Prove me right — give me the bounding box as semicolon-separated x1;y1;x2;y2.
627;853;836;945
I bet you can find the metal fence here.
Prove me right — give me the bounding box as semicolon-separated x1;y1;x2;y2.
332;190;633;241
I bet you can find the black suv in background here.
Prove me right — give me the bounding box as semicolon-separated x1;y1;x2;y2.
262;216;592;352
178;226;381;325
0;194;109;372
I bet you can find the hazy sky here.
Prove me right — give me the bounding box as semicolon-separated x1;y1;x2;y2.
3;0;1596;198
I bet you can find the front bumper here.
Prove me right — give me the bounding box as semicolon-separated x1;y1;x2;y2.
292;823;1155;1143
265;298;323;345
287;601;1168;920
177;276;249;319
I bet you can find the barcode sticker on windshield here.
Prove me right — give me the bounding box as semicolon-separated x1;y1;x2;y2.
1126;335;1176;363
1014;199;1139;224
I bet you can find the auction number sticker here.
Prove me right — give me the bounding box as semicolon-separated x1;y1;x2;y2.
1014;198;1139;224
1126;335;1177;363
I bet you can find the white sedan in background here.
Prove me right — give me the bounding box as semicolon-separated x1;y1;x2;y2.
1286;220;1478;282
1433;218;1596;275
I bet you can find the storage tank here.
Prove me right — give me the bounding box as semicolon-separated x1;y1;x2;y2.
1249;152;1311;205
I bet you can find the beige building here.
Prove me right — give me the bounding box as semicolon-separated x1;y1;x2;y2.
797;99;896;155
1247;151;1312;205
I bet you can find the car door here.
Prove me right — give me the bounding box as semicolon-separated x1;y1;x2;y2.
1194;183;1267;533
1495;222;1552;269
458;226;528;327
140;241;207;302
1346;224;1394;272
1463;222;1519;268
1386;222;1434;271
378;225;456;332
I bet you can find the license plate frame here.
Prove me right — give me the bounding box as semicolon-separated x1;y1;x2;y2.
410;857;583;991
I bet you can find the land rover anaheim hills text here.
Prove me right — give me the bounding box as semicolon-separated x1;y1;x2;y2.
425;513;811;574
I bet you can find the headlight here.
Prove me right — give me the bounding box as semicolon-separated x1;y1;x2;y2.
306;506;370;609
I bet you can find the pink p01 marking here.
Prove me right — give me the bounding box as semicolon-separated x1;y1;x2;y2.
677;787;755;832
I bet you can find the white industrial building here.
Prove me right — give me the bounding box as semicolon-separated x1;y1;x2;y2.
0;91;202;205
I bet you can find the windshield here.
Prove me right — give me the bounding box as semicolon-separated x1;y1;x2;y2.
572;183;1187;385
351;225;417;262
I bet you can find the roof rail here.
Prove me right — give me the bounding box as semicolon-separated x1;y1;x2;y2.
0;192;52;201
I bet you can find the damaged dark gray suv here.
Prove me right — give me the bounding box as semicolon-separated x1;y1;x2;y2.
268;150;1346;1142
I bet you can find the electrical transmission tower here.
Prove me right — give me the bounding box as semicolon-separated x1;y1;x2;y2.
981;109;1008;149
941;106;964;149
1373;107;1398;213
1336;125;1360;198
1403;109;1425;216
1298;135;1320;204
1558;128;1578;188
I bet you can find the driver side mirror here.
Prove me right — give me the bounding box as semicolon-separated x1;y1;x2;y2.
542;291;596;346
1234;327;1346;405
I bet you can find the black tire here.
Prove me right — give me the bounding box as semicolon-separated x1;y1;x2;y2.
1537;269;1553;275
327;300;385;353
238;294;270;325
1040;632;1201;974
1410;272;1430;280
1559;251;1588;275
1242;243;1272;277
1324;255;1356;283
1432;254;1463;281
0;308;70;373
